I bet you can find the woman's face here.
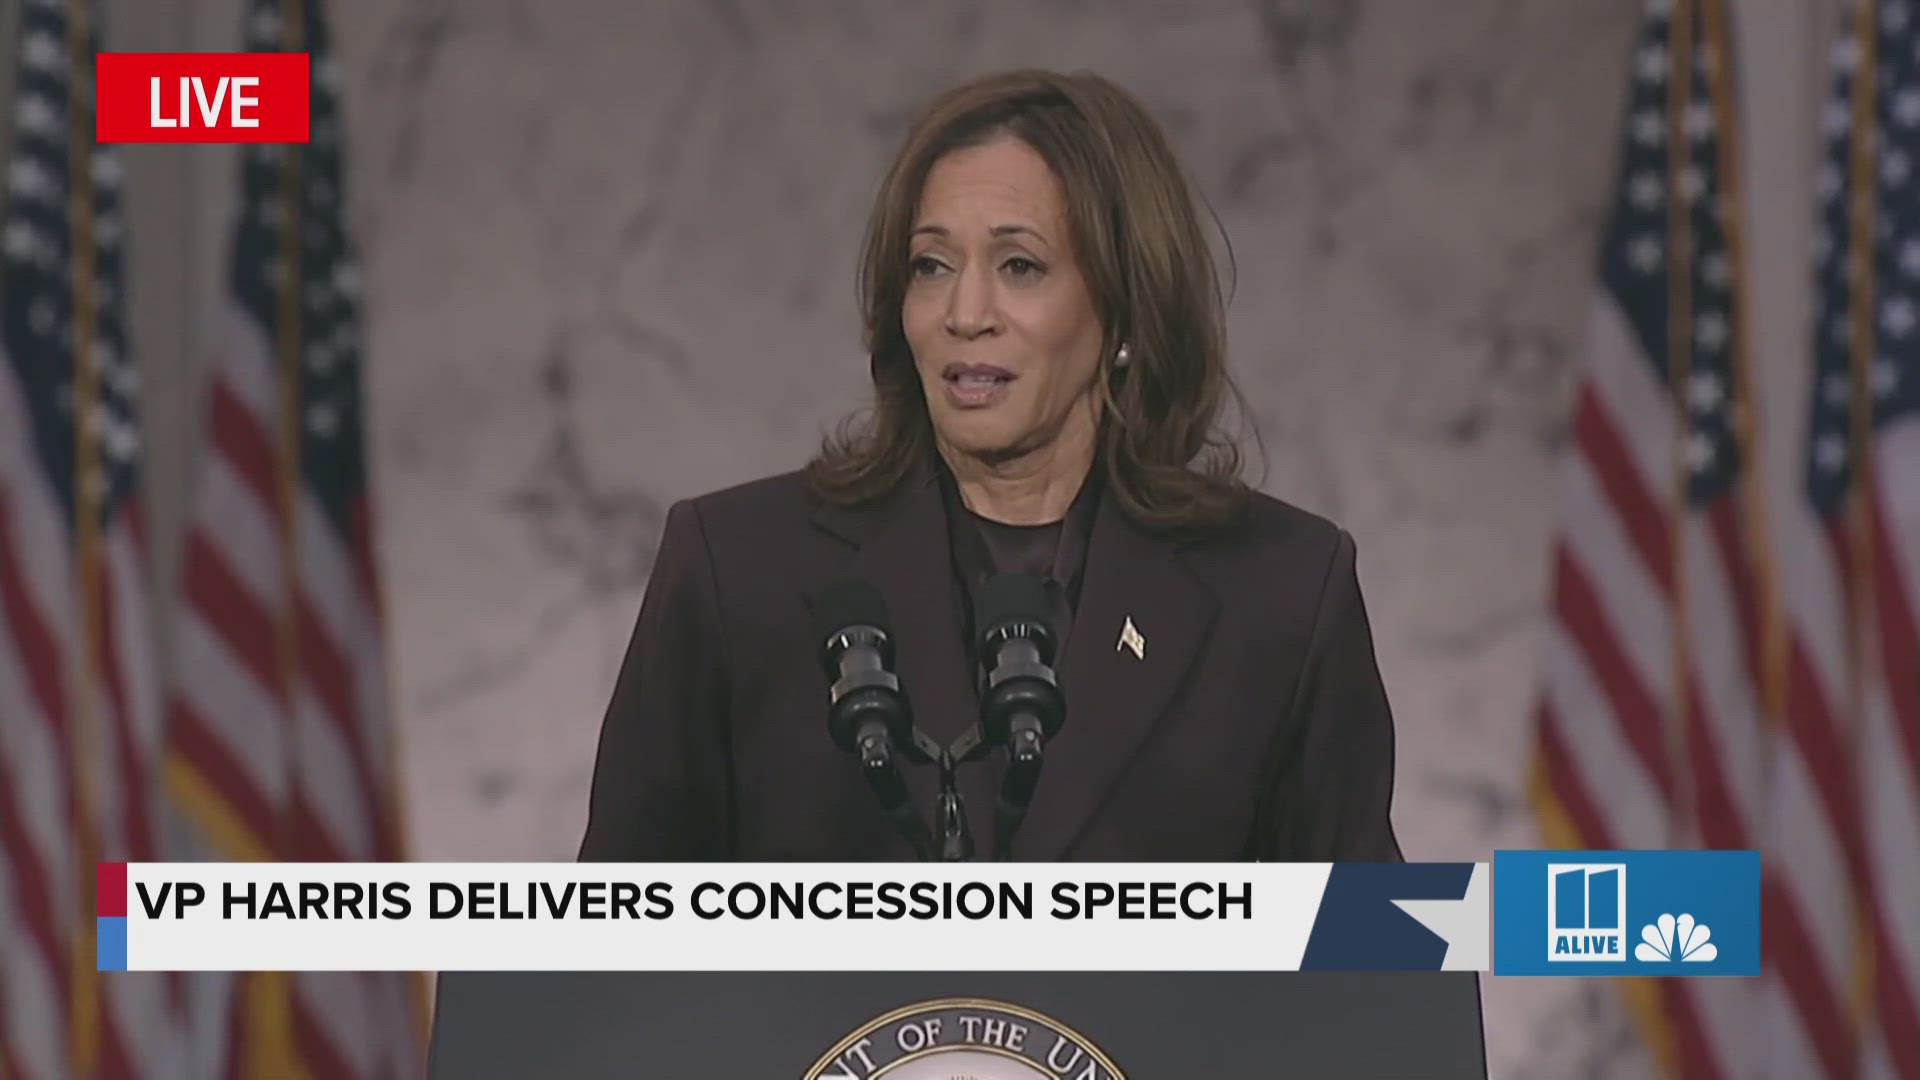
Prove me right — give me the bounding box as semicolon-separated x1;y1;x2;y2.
902;136;1106;467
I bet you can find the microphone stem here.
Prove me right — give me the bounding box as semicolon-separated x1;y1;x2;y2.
855;726;932;861
992;720;1045;861
937;750;973;862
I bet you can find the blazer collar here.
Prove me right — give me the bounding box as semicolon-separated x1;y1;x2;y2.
812;470;979;751
810;468;1220;860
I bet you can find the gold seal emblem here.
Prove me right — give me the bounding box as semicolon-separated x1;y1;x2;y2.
803;997;1126;1079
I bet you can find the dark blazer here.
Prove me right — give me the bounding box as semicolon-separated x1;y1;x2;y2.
577;468;1402;863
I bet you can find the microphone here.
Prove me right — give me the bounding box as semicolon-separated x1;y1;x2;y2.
977;573;1066;761
976;573;1066;860
810;577;925;765
807;577;934;860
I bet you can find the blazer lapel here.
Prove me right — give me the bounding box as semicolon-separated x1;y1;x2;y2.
1017;496;1219;860
811;478;980;749
812;477;987;856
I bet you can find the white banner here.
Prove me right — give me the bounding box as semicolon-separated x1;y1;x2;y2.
99;862;1491;972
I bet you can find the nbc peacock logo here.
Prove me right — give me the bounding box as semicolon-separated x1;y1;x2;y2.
1634;913;1718;963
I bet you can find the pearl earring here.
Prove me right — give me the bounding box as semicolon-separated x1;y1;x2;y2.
1114;343;1132;369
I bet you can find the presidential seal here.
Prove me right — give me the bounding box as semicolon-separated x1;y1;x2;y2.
803;997;1125;1079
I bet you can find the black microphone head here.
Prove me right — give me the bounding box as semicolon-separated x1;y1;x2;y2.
978;572;1055;661
807;576;893;672
808;577;921;757
977;572;1064;744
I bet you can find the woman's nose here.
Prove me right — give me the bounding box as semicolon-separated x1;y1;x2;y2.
943;263;999;339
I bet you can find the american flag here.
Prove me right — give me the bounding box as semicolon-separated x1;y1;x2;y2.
1533;0;1793;1075
0;1;182;1078
162;0;420;1075
1766;1;1919;1077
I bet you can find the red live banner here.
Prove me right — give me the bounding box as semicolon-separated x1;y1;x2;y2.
96;53;309;143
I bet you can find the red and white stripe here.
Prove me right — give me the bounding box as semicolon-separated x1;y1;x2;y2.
0;346;78;1080
1804;417;1912;1076
1865;422;1919;1079
1538;293;1839;1079
0;352;182;1077
95;505;186;1080
1775;412;1920;1080
166;295;415;1076
168;305;289;861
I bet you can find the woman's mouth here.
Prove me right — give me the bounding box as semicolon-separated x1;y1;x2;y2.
941;363;1015;408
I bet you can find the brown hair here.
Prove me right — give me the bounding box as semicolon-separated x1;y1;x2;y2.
805;69;1255;536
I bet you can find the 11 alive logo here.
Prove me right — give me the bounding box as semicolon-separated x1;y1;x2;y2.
1492;850;1759;976
95;54;310;143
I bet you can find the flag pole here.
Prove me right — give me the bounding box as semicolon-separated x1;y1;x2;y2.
1665;0;1700;850
1699;21;1807;1067
1703;0;1787;735
1632;7;1706;1078
63;0;102;1075
275;0;307;869
247;0;312;1072
1842;0;1882;1031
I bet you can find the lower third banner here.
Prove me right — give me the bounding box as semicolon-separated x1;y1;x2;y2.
96;862;1491;973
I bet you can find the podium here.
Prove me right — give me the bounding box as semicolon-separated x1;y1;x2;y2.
428;971;1487;1077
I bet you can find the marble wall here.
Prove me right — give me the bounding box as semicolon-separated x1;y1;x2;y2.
79;0;1839;1076
341;0;1644;865
337;4;1648;1074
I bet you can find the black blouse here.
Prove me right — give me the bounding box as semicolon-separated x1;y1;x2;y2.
937;464;1099;689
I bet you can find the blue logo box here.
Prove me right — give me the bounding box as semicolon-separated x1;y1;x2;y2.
1493;850;1758;976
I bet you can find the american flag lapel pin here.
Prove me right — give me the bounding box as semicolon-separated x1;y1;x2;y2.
1117;616;1146;660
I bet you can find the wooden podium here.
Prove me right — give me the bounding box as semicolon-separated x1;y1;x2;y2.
428;971;1487;1077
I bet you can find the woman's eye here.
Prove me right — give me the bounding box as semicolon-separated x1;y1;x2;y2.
909;255;945;277
1004;257;1042;278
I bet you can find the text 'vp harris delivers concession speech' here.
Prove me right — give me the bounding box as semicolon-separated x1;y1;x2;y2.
154;877;1254;923
99;862;1484;972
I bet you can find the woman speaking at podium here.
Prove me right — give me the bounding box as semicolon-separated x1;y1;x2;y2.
577;69;1402;864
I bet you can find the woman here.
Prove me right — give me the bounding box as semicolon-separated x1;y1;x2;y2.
578;69;1401;863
